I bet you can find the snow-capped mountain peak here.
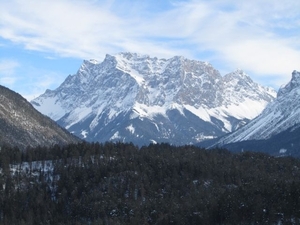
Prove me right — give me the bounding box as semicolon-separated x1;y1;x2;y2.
214;70;300;146
277;70;300;97
31;52;276;146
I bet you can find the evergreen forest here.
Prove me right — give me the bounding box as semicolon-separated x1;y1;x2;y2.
0;142;300;224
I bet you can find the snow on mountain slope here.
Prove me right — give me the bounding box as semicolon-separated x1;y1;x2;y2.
31;52;276;146
215;70;300;145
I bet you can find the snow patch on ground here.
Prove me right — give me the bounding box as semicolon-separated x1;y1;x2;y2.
115;55;145;86
32;96;67;121
65;106;92;129
222;98;268;120
279;149;287;154
184;105;211;122
132;103;168;118
110;131;121;140
194;133;217;142
150;139;157;144
81;130;88;139
126;124;135;134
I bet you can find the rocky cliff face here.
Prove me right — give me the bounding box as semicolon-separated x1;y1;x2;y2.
31;52;276;146
0;85;79;149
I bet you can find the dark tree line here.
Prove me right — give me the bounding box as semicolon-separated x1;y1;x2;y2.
0;142;300;224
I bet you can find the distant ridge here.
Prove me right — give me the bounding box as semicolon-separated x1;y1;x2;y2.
208;71;300;157
214;70;300;144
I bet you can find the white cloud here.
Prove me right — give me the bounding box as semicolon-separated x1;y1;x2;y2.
0;59;19;74
222;39;300;74
0;0;124;58
0;76;17;85
0;59;19;85
0;0;300;91
177;0;300;85
18;68;67;101
0;57;65;100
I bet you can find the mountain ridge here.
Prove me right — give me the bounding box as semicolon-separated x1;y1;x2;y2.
0;85;80;149
31;52;276;146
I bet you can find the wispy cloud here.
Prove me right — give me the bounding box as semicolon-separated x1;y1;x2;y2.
22;70;66;101
0;0;300;90
0;59;19;85
18;66;68;101
0;58;66;100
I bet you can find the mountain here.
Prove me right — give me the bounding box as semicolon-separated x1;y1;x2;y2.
211;70;300;156
0;85;79;149
31;52;276;146
217;125;300;157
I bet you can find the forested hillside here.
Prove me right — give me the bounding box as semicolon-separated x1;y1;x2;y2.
0;142;300;224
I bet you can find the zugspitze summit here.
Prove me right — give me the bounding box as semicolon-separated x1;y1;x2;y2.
31;52;276;146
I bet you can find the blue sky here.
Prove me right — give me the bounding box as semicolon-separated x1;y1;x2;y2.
1;0;300;100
